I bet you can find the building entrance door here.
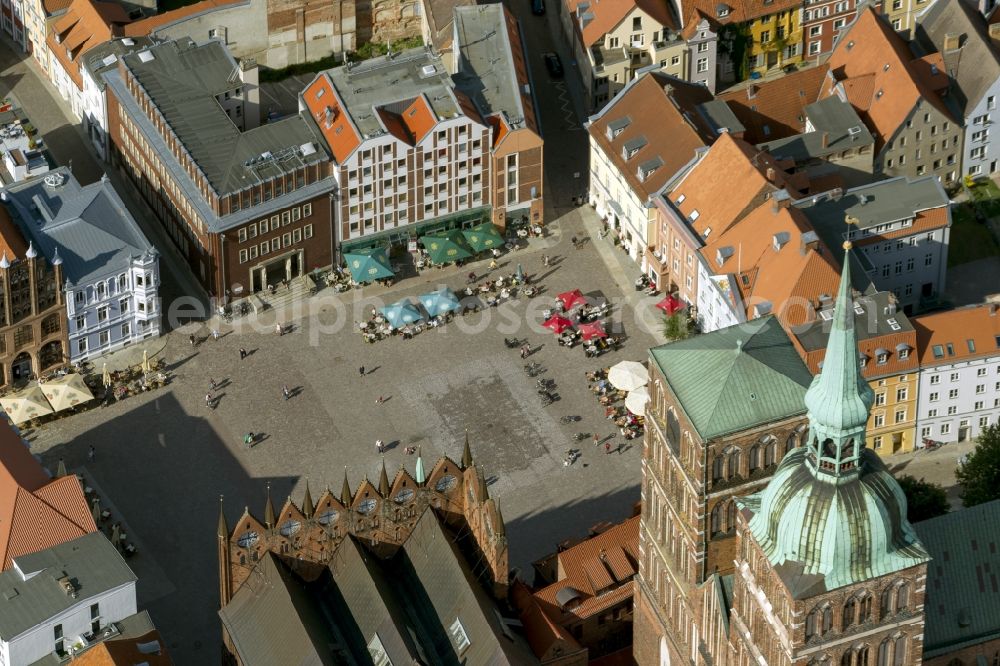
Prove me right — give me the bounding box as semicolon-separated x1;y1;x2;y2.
11;352;32;382
253;252;302;292
959;420;970;442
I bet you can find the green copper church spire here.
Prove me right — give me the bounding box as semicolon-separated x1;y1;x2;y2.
743;237;929;592
802;240;875;478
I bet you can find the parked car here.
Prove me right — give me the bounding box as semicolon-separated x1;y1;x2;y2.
543;52;563;78
531;0;545;14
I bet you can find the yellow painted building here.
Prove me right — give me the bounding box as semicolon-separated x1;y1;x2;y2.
867;372;918;456
746;8;803;76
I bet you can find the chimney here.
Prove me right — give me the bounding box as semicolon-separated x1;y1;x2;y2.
990;303;998;315
821;131;829;148
766;167;776;181
990;23;1000;45
663;83;674;96
943;33;961;51
800;230;820;254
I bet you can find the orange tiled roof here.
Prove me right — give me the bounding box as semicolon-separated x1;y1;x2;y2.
719;65;829;144
914;304;1000;366
668;132;798;238
301;74;362;164
588;72;716;201
700;204;841;327
683;0;800;28
853;207;949;246
534;516;639;621
0;423;96;570
823;7;957;151
511;581;583;661
579;0;677;46
124;0;242;35
47;0;129;89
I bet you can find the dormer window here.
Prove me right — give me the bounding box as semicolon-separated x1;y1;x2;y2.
606;117;631;141
875;347;889;364
676;194;686;204
637;157;663;182
716;246;734;266
690;210;700;221
622;136;647;160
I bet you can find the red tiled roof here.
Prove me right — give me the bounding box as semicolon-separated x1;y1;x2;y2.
588;72;716;200
668;132;799;238
719;65;829;144
301;74;362;164
579;0;677;46
683;0;800;28
914;304;1000;366
0;423;96;570
47;0;129;89
823;7;957;151
511;581;583;661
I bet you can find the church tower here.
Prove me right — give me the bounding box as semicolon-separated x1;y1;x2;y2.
730;242;930;666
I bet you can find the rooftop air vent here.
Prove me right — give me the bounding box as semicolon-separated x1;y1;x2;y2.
137;50;154;63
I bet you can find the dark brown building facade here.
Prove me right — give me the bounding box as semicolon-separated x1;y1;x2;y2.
103;38;336;299
0;214;66;386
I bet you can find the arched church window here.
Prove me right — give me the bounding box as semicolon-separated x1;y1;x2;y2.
843;597;857;630
726;448;740;480
881;586;893;616
749;445;760;473
765;440;777;467
877;639;890;666
858;593;872;622
712;455;723;482
857;645;869;666
822;604;833;633
895;583;909;611
785;432;796;457
710;504;722;536
892;635;906;666
726;501;736;533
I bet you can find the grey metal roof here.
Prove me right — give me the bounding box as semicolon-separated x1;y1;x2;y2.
119;39;328;196
607;116;631;132
696;99;745;135
916;0;1000;118
649;316;813;440
639;156;664;173
0;532;136;641
80;36;155;91
916;500;1000;657
2;168;155;286
219;552;336;666
759;96;873;161
793;176;949;269
453;5;528;130
794;290;914;353
327;49;461;141
623;136;647;153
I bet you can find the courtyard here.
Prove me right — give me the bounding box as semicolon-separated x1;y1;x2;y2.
25;215;659;664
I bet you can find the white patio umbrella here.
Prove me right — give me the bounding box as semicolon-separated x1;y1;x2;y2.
624;386;650;416
41;373;94;412
608;360;648;392
0;383;54;424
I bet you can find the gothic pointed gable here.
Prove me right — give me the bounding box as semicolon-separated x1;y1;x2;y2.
389;467;418;503
276;498;306;535
352;478;381;515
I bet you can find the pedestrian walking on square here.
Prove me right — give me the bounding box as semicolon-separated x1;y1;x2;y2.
239;348;247;360
282;385;291;401
211;329;220;341
604;441;611;455
593;433;599;447
88;446;96;462
209;377;217;391
275;323;283;336
359;366;365;378
570;236;578;249
376;439;384;454
376;395;384;405
542;254;550;267
489;259;498;271
189;333;196;346
244;433;255;449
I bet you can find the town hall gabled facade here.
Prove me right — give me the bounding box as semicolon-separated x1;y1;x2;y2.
636;241;932;666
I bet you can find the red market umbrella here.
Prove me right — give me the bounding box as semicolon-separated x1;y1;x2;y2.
556;289;587;311
543;315;574;334
656;294;685;315
578;321;607;341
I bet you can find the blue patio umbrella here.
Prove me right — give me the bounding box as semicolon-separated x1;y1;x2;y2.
380;299;425;329
344;247;394;283
419;288;462;318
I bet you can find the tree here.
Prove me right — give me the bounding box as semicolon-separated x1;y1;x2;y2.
663;314;692;341
895;475;949;523
956;423;1000;507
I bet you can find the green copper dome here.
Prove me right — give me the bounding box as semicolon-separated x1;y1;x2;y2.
742;241;928;594
746;448;928;594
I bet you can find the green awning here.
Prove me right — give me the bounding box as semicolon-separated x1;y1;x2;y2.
420;231;473;264
344;247;394;283
462;222;505;252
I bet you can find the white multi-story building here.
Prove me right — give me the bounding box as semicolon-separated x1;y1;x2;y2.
3;169;161;362
0;532;137;665
915;303;1000;444
916;0;1000;179
794;176;951;314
